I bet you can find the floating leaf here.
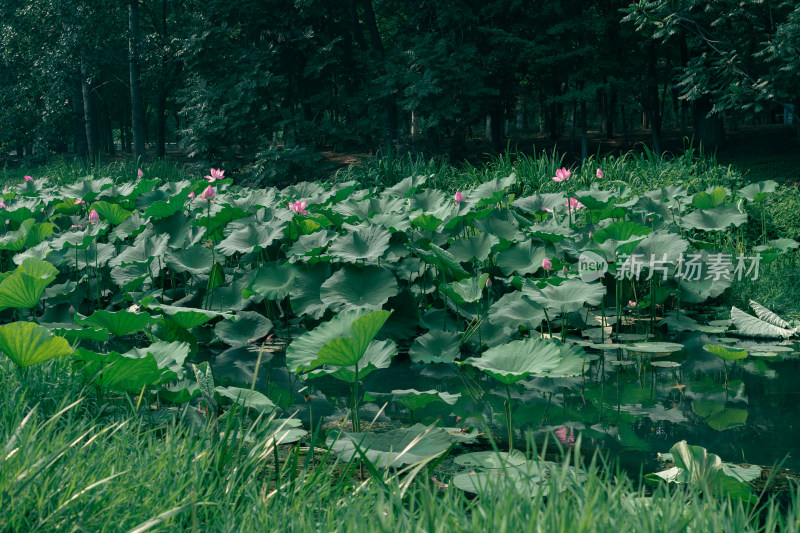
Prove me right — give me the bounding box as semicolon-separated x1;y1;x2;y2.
463;337;587;385
703;344;748;360
625;342;685;354
326;424;451;468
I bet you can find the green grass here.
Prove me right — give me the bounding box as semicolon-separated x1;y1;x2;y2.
0;158;200;187
2;358;799;532
332;144;748;196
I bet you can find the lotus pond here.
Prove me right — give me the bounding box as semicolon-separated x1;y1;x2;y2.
1;168;799;504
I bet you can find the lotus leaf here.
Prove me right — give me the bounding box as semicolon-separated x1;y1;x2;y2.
409;330;461;363
215;386;275;413
214;311;273;346
703;344;748;360
0;322;71;367
730;306;795;339
326;424;452;468
328;224;391;263
76;310;154;336
250;262;299;300
0;258;58;310
463;337;587;384
524;278;605;314
679;205;747;232
496;240;547;276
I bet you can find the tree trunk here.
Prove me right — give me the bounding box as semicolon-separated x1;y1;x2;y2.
155;84;167;158
410;111;420;141
80;63;98;164
693;95;725;152
101;99;115;155
360;0;396;140
621;103;629;150
603;87;616;139
490;98;504;150
72;81;89;167
645;45;662;155
129;0;146;162
580;101;588;162
793;98;800;145
538;90;545;135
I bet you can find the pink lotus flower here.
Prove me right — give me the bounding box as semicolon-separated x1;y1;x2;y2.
88;210;99;223
74;199;85;205
542;258;552;270
288;201;308;215
200;185;215;201
24;175;33;182
566;197;585;210
454;191;466;205
0;202;6;209
596;168;604;179
188;191;195;200
70;224;84;230
205;168;225;182
552;168;571;182
555;426;576;446
137;168;144;178
628;300;637;308
562;265;568;275
542;206;553;214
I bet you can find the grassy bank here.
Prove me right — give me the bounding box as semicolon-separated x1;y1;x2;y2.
1;358;798;532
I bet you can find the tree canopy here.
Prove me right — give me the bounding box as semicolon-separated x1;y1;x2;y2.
1;0;797;181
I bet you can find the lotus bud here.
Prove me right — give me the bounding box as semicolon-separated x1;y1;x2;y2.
542;258;552;270
201;185;215;201
88;210;99;223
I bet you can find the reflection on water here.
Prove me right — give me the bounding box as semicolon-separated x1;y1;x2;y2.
201;332;800;473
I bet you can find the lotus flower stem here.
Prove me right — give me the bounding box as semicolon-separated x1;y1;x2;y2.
352;361;361;433
85;248;92;313
505;384;514;452
95;240;101;308
543;308;552;339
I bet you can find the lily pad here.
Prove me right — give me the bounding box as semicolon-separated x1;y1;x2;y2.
326;424;452;468
624;342;685;354
463;337;588;384
703;344;748;361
